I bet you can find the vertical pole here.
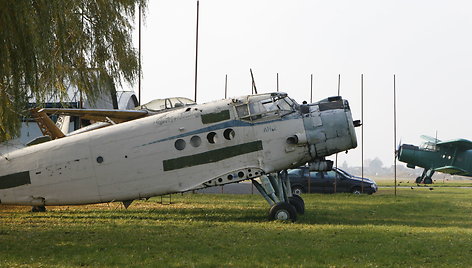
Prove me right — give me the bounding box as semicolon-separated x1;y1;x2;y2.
79;4;84;128
224;74;228;99
361;74;364;193
337;74;341;96
251;71;254;94
138;3;142;105
250;68;257;94
394;74;397;196
335;74;340;193
308;73;313;194
277;73;279;92
194;0;199;102
310;74;313;103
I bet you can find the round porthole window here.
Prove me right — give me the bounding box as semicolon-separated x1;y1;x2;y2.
175;139;186;150
190;136;202;147
223;128;235;140
207;132;217;144
96;156;104;163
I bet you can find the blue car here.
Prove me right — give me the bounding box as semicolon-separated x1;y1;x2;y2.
288;167;377;194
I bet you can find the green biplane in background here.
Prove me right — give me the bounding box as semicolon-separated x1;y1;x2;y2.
398;135;472;184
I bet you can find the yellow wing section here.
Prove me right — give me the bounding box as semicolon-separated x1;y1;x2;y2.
39;108;149;123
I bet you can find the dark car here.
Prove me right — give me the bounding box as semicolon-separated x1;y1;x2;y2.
288;167;377;194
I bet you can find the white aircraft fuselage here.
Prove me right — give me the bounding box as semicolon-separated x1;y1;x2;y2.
0;93;358;207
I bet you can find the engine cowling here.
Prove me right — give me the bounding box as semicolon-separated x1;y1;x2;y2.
302;96;358;160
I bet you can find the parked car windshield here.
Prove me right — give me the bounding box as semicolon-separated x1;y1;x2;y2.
335;168;352;178
288;169;302;176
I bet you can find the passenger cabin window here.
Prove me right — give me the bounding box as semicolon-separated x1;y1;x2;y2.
236;94;297;122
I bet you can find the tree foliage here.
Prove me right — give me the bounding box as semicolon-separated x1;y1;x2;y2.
0;0;146;141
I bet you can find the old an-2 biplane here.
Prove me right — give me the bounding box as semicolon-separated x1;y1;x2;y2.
0;92;360;221
398;135;472;184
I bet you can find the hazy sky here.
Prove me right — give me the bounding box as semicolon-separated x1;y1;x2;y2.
131;0;472;167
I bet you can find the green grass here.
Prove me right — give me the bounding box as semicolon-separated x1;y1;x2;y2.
375;178;472;187
1;188;471;267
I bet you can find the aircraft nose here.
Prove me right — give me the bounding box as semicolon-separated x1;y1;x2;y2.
301;97;358;158
398;144;419;163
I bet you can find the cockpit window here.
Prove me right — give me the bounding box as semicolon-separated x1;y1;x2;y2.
236;104;249;118
236;94;297;121
420;142;438;152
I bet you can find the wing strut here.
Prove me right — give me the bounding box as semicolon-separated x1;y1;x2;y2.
30;108;65;140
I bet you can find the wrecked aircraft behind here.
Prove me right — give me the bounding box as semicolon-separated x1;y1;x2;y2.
0;92;359;220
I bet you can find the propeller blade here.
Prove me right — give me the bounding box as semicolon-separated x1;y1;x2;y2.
395;139;402;158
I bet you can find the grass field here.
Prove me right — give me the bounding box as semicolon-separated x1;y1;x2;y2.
1;188;471;267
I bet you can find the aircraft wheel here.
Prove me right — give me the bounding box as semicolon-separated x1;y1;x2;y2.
268;202;297;221
289;195;305;215
424;177;433;184
292;186;304;195
415;177;422;183
31;206;46;212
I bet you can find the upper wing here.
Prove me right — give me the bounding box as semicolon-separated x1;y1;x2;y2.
436;139;472;151
39;108;149;123
420;135;441;143
434;166;471;176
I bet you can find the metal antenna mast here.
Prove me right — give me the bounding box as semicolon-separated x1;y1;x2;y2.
224;74;228;99
250;68;258;94
310;74;313;103
277;73;279;92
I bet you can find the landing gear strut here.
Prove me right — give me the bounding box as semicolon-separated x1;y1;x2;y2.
252;170;305;221
416;169;434;184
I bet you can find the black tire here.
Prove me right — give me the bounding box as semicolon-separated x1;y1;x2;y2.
289;196;305;215
291;194;305;207
268;202;297;221
292;186;304;195
351;187;362;195
31;206;46;212
415;177;422;183
424;177;433;184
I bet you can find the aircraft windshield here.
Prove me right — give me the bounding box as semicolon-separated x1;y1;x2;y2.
236;93;298;121
137;97;195;112
420;142;438;151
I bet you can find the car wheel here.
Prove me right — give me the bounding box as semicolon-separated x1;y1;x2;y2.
351;187;362;195
292;186;304;195
268;202;297;221
424;177;433;184
289;196;305;215
415;176;422;183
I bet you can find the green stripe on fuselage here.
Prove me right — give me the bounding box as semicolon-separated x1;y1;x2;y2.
0;171;31;189
163;140;263;171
